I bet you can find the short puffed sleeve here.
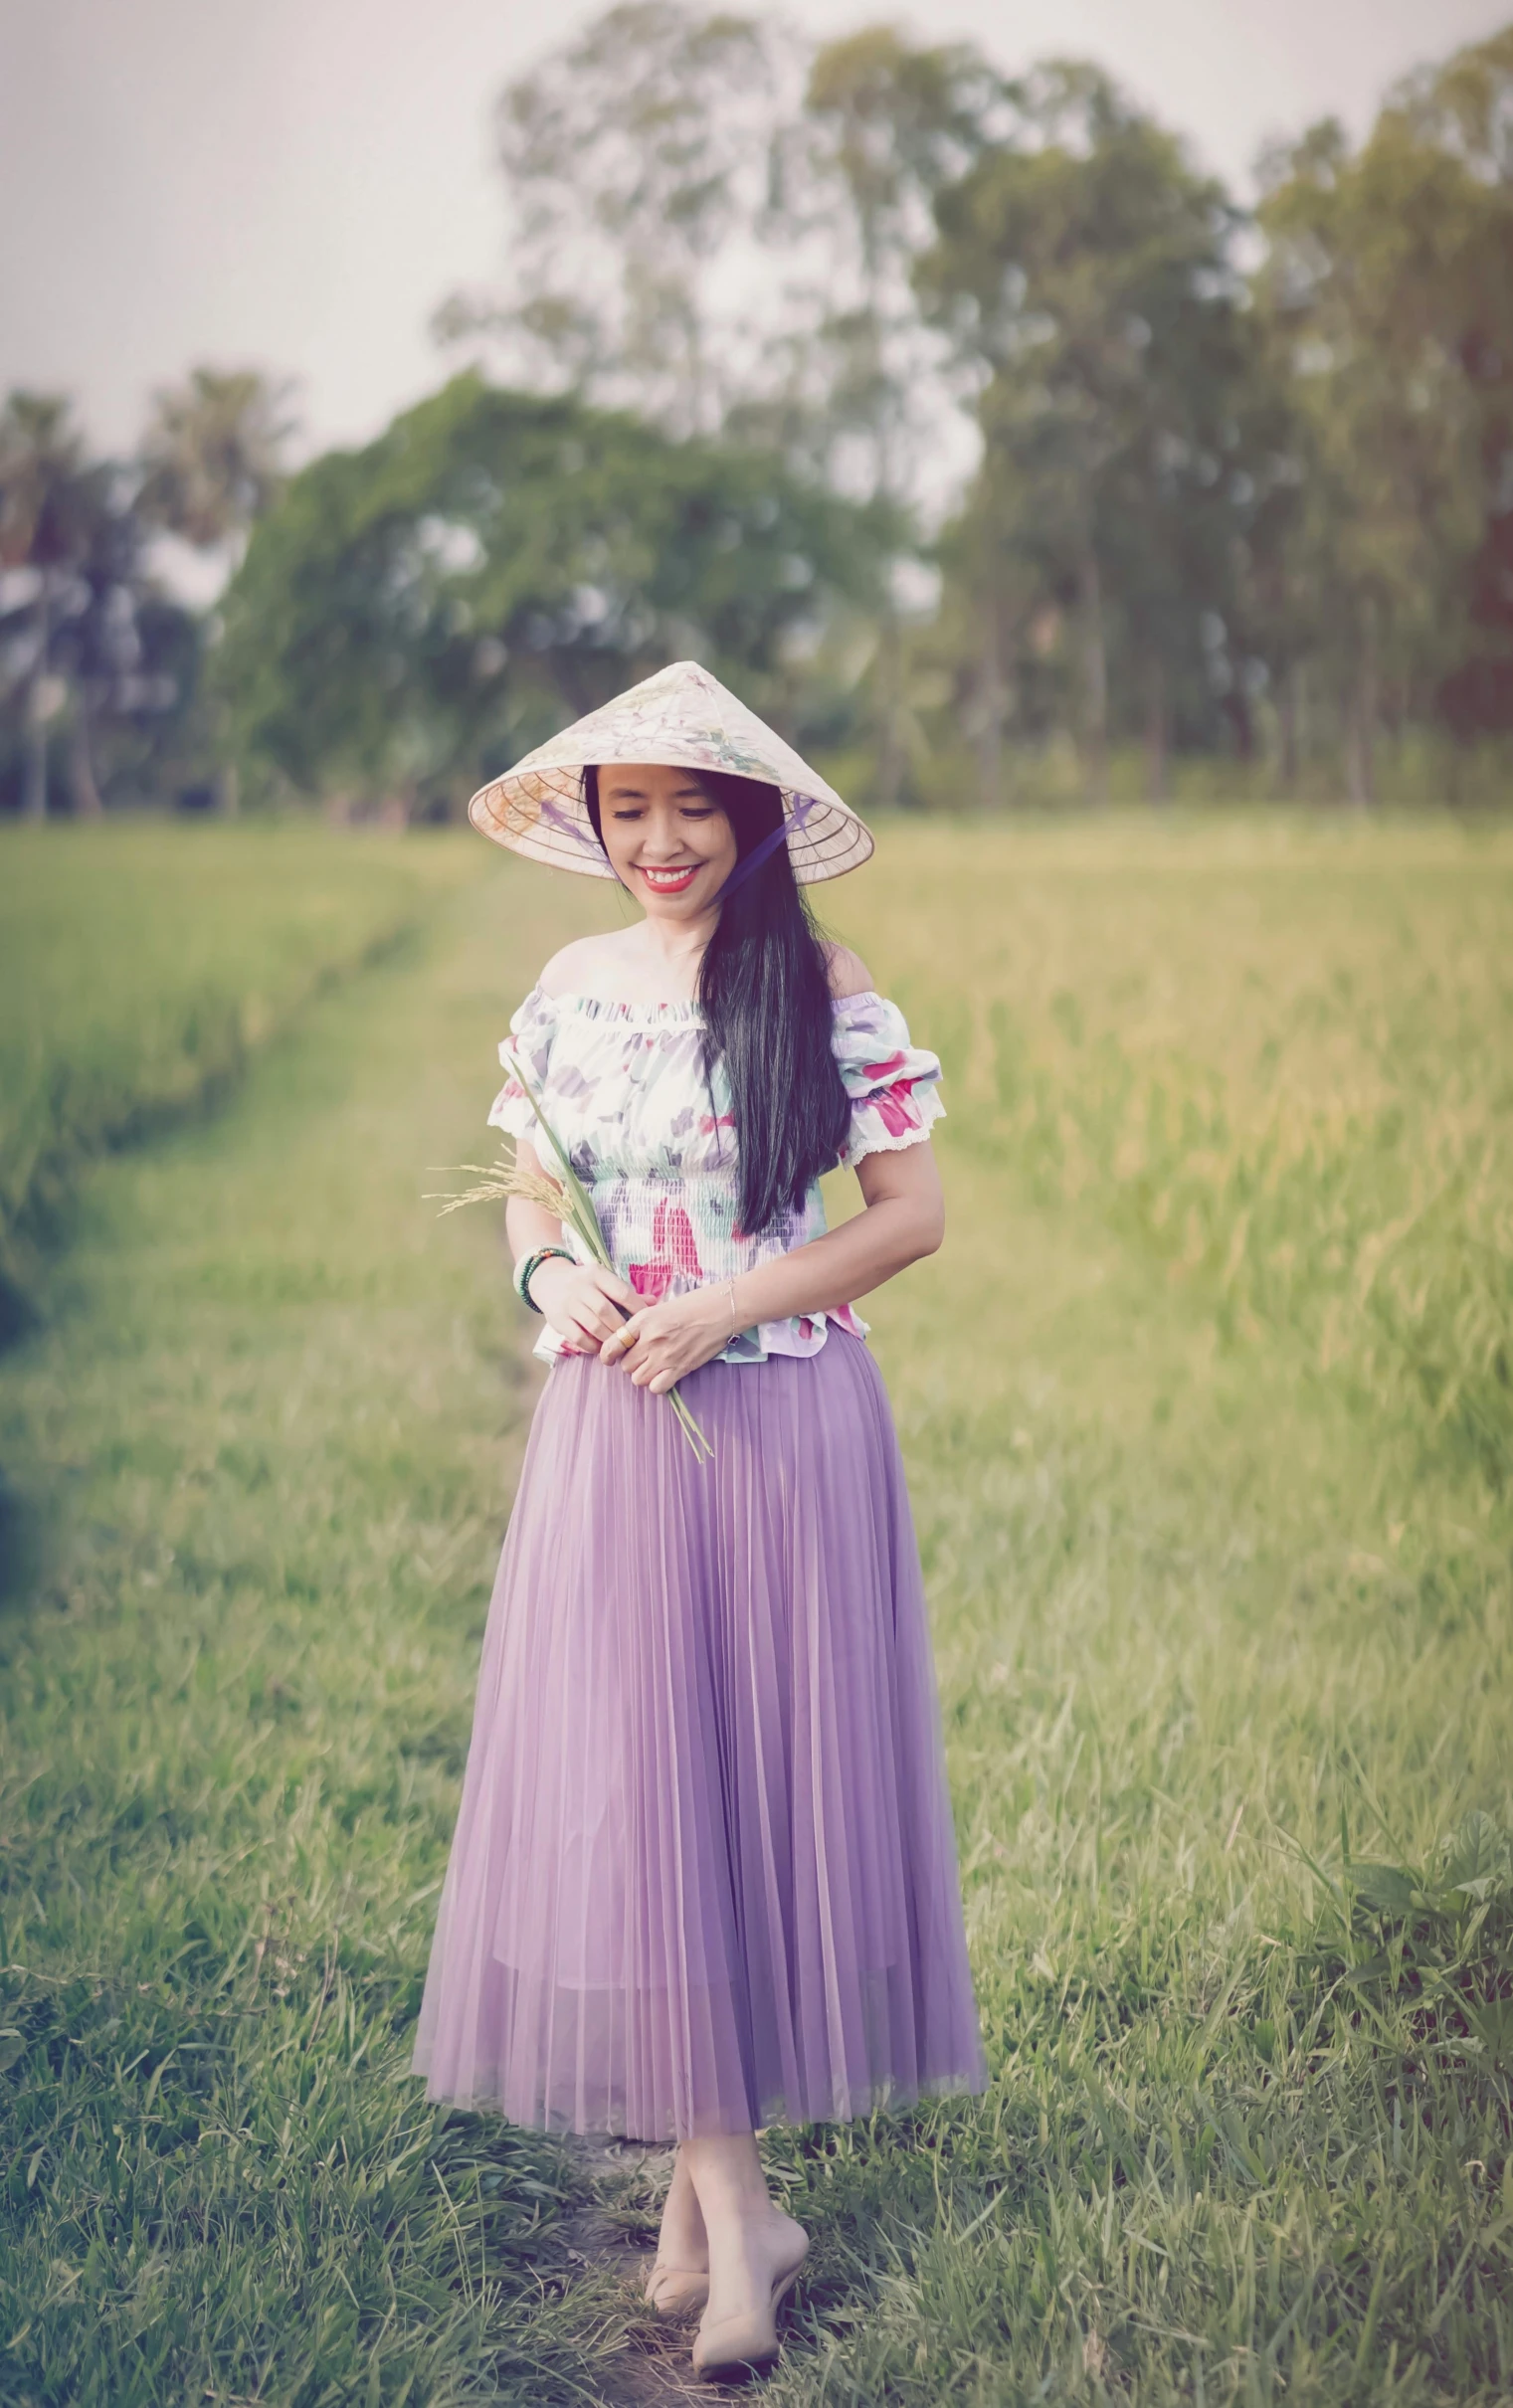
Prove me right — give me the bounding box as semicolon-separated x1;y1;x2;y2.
832;991;945;1170
486;983;560;1145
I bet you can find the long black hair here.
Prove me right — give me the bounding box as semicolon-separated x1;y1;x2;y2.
584;764;851;1235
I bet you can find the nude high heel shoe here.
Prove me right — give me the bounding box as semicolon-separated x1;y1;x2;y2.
690;2231;808;2383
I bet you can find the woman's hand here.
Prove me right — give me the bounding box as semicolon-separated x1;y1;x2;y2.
527;1258;641;1354
599;1285;733;1392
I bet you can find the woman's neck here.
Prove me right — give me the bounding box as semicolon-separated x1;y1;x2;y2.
561;913;718;1005
632;907;720;991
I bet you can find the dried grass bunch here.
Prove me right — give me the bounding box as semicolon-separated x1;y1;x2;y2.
430;1042;712;1461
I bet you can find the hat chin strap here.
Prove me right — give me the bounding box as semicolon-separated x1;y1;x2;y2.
537;792;610;857
712;795;820;907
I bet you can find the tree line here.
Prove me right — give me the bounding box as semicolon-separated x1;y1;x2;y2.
3;9;1510;818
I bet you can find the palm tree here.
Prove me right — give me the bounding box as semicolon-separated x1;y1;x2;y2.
0;392;95;819
135;368;297;813
137;368;294;561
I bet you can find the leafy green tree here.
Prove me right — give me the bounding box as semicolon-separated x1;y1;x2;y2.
1402;31;1513;744
449;9;1004;801
437;3;783;437
213;373;886;813
919;64;1254;802
1254;93;1495;799
751;28;1004;805
753;28;1002;485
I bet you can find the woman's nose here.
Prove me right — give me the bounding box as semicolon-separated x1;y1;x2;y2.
639;816;688;858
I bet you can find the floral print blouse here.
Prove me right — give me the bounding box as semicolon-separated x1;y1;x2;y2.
488;984;945;1367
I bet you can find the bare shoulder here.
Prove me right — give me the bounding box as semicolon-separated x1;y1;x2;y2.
822;942;874;1000
537;931;631;998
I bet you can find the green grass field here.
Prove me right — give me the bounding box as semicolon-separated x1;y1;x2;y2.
1;815;1510;2406
0;822;472;1334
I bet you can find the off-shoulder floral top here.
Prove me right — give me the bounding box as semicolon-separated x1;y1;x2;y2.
489;983;945;1367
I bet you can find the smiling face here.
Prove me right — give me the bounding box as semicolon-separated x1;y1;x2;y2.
595;761;738;918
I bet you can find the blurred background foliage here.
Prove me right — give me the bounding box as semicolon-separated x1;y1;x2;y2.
3;6;1512;822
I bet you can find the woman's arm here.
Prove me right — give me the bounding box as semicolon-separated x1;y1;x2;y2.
502;1149;566;1269
505;1137;640;1353
729;1142;943;1323
603;1141;944;1393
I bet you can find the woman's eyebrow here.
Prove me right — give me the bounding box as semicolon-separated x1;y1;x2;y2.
602;781;709;802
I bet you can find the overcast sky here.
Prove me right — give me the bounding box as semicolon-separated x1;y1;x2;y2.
4;0;1507;460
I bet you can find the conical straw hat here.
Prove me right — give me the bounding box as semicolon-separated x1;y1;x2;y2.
468;658;873;884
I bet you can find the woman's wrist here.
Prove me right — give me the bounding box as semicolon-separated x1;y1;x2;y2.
514;1243;574;1312
524;1255;567;1308
685;1275;744;1344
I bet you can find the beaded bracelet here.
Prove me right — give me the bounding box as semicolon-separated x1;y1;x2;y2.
512;1243;575;1313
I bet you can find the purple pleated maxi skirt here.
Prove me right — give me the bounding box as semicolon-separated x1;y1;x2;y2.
411;1328;986;2139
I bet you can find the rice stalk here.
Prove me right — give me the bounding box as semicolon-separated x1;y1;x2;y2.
432;1045;712;1461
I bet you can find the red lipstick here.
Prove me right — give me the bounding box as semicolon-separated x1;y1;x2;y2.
639;864;700;895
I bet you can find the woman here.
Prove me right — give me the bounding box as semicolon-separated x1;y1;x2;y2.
413;660;985;2382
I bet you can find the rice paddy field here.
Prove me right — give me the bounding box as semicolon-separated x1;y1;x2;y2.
1;812;1510;2406
0;824;471;1338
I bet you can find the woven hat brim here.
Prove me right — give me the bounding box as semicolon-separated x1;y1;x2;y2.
468;761;874;885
